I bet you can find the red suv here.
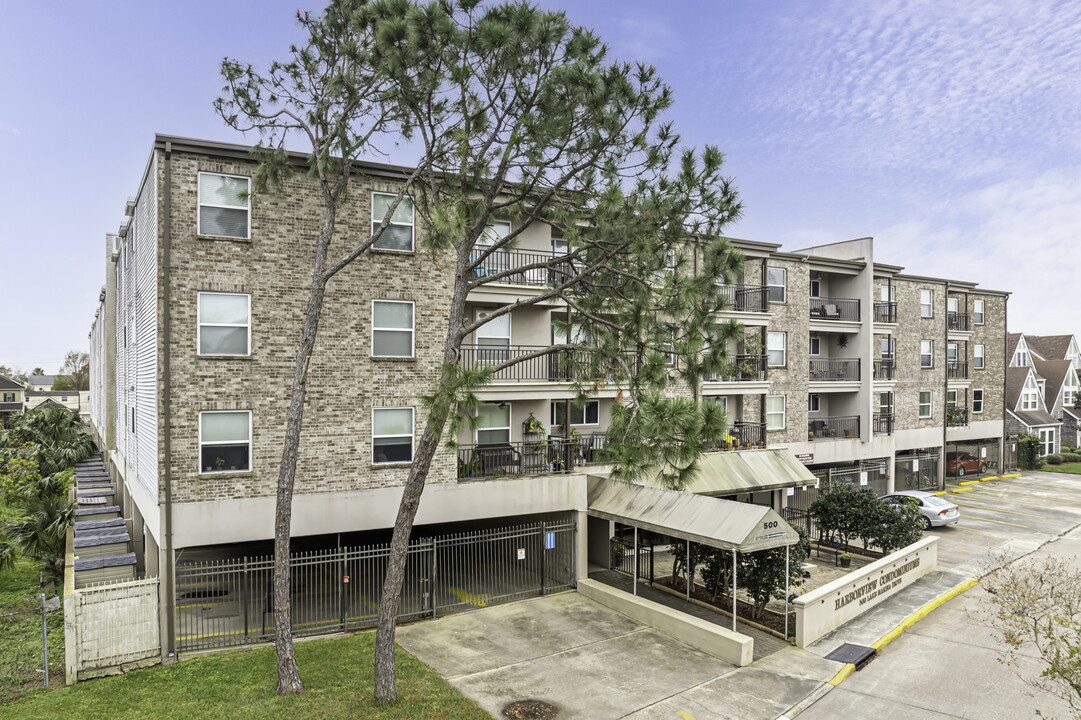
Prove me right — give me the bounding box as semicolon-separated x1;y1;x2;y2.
946;451;986;477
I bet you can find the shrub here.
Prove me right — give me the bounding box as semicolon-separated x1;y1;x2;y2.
738;525;810;619
1046;454;1063;465
1018;433;1042;471
1061;453;1081;463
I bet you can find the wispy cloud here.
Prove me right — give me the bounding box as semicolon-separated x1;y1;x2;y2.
0;122;22;135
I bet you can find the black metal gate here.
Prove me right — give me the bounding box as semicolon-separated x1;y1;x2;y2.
609;537;654;584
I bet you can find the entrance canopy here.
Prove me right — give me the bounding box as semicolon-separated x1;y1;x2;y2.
587;476;800;553
647;448;817;497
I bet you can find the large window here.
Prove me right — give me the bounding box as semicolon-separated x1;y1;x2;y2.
198;292;250;356
551;400;600;427
1039;428;1055;456
880;285;896;302
808;393;820;413
920;289;934;318
372;300;414;357
920;340;934;368
881;337;896;359
476;310;511;364
767;331;786;367
766;395;785;430
879;391;894;415
974;344;985;369
1064;371;1078;407
947;343;958;364
973;389;984;414
476;403;511;444
1022;378;1039;410
918;391;933;419
198;173;250;239
371;192;415;252
199;410;251;474
767;267;786;303
973;299;985;324
372;407;414;464
809;334;821;356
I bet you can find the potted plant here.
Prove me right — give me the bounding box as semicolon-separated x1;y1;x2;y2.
839;552;852;568
215;457;226;471
523;413;545;435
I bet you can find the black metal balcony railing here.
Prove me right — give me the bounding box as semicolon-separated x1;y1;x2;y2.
873;412;894;435
947;360;969;380
469;249;573;287
460;344;639;382
873;302;897;323
947;311;971;332
708;421;767;452
457;433;609;479
715;284;769;313
810;297;860;322
807;415;860;440
809;358;861;381
705;354;768;382
873;359;895;380
947;407;969;427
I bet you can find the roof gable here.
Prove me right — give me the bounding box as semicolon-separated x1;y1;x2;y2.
0;376;24;390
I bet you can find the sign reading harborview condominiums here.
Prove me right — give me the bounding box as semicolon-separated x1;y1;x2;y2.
793;537;939;647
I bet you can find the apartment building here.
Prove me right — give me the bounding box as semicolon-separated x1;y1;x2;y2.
87;135;1009;654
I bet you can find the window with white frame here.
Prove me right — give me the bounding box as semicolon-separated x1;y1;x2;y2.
947;343;958;365
199;410;251;473
947;296;959;316
920;289;934;318
880;284;896;302
372;407;414;464
766;395;785;430
974;344;985;369
1039;428;1055;456
551;400;599;427
879;391;894;415
810;280;821;298
372;300;415;357
809;334;821;356
918;391;933;418
767;331;786;367
808;393;821;412
198;173;250;239
371;192;415;252
973;389;984;414
881;337;895;359
946;389;958;408
476;310;511;364
920;340;933;368
1063;370;1078;407
474;221;512;274
703;396;728;414
2;393;13;402
767;267;786;303
973;299;985;324
198;292;250;356
476;403;511;444
1021;376;1039;410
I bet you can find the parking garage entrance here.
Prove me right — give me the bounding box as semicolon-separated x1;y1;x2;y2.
944;438;1002;479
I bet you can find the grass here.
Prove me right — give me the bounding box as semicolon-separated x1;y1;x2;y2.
1040;462;1081;475
5;631;492;719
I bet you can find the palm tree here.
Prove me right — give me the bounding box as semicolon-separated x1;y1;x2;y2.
3;406;95;475
0;538;15;575
7;495;74;582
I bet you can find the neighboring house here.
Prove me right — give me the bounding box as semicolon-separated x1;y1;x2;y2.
24;390;85;413
1004;359;1061;456
26;374;56;392
0;375;25;427
1025;334;1081;369
1011;333;1081;447
86;135;1011;658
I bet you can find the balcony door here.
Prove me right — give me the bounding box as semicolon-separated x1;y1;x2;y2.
476;310;511;365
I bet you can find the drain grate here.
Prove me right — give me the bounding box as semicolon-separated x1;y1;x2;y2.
503;699;559;719
825;642;877;669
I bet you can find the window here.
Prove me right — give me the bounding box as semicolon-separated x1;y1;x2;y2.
973;299;985;324
767;332;786;367
551;400;600;427
920;340;933;368
947;296;959;315
973;389;984;414
974;344;985;369
766;395;785;430
1022;382;1039;410
918;391;933;419
372;407;414;464
476;403;511;444
946;389;958;408
552;237;569;256
947;343;958;364
130;407;135;433
1039;428;1055;456
1;393;12;402
809;280;821;298
809;335;821;356
1064;371;1078;406
198;292;251;356
767;267;786;303
198;173;250;239
880;337;895;359
880;285;896;302
808;393;820;412
703;396;728;414
372;300;415;357
476;310;511;364
920;289;934;318
371;192;415;252
879;391;894;415
199;410;251;474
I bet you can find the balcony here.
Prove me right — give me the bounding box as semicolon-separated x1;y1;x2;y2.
716;284;769;313
873;359;895;380
947;311;971;332
469;249;572;287
873;412;894;435
710;421;767;451
809;358;861;381
807;415;860;440
947;407;969;427
460;344;638;382
947;360;969;380
705;354;768;382
809;297;860;322
457;433;608;479
873;302;897;323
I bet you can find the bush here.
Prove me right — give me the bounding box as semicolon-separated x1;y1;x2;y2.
1061;453;1081;463
1018;433;1042;471
1046;454;1063;465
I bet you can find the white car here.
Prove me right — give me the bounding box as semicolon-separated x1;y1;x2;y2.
881;491;960;530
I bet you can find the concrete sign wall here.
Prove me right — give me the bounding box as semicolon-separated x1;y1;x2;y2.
793;537;938;647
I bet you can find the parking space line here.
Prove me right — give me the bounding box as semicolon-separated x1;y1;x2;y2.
950;500;1046;518
1001;481;1081;496
951;525;1008;538
959;514;1028;528
962;488;1081;507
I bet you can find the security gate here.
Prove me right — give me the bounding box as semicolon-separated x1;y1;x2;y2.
895;450;940;491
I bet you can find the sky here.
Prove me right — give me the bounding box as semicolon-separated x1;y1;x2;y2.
1;0;1079;373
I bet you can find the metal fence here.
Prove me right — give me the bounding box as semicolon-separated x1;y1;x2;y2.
808;414;860;440
715;284;769;313
609;537;654;584
175;520;575;652
0;594;60;695
873;302;897;323
895;451;941;491
809;358;860;381
810;296;860;321
469;249;572;287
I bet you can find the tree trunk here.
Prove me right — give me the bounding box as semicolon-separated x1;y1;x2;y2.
272;202;337;695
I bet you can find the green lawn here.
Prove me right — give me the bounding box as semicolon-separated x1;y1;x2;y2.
5;630;492;719
1041;462;1081;475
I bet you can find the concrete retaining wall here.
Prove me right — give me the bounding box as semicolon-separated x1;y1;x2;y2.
578;578;754;666
64;575;161;683
793;536;938;647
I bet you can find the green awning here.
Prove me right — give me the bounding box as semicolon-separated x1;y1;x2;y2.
647;448;817;497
